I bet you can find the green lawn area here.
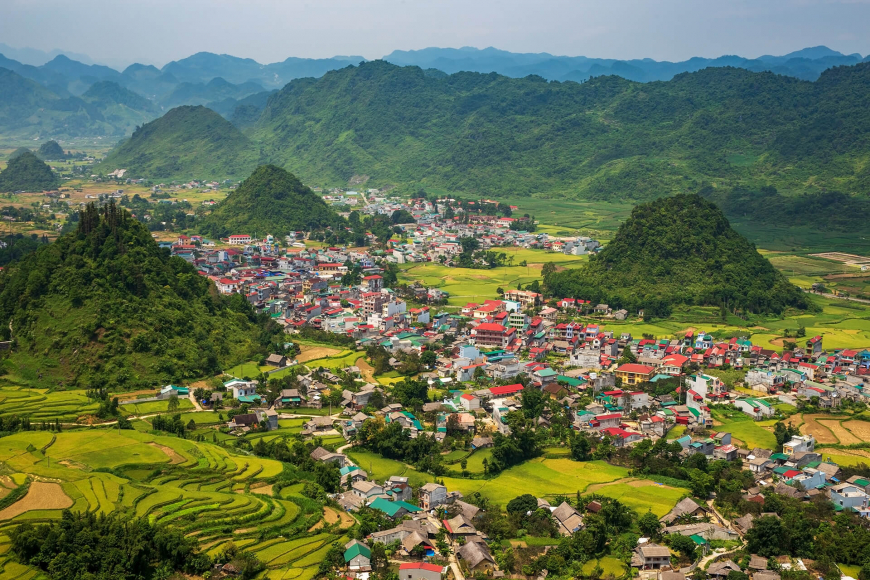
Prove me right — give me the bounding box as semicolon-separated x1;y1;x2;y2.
305;351;362;370
711;408;777;449
120;398;194;416
582;557;627;577
398;250;586;306
439;458;629;505
666;425;687;440
839;564;862;578
175;411;222;425
346;450;433;488
278;418;306;433
594;482;687;517
225;362;266;379
280;407;332;416
446;448;492;474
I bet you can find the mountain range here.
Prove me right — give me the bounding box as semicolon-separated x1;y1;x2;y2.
1;45;869;141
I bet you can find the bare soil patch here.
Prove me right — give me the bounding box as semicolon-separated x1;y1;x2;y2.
0;482;73;520
297;346;342;363
768;338;787;347
148;442;185;465
842;420;870;440
250;484;273;496
800;415;838;444
785;414;804;428
116;389;159;402
818;420;862;445
356;358;376;382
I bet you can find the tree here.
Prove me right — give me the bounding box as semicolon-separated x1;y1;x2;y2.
569;432;592;461
668;533;697;560
506;494;538;516
727;572;750;580
370;542;388;571
746;515;785;557
859;561;870;580
167;394;179;412
638;511;661;538
421;350;437;367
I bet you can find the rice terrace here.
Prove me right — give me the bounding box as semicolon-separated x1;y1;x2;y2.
0;424;349;580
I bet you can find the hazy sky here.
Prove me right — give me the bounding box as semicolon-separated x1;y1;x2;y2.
2;0;868;68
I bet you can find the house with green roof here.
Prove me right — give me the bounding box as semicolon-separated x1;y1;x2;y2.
344;540;372;570
733;397;774;419
368;497;421;518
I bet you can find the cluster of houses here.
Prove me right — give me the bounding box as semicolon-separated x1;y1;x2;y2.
318;427;870;580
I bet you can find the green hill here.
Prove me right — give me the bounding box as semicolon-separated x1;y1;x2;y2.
97;105;259;179
0;151;59;192
36;140;66;160
251;60;870;202
0;203;260;387
199;164;344;238
543;194;809;317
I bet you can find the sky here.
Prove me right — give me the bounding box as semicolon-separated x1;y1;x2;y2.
1;0;868;68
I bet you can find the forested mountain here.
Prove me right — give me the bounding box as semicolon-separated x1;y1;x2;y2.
97;106;260;179
1;45;868;142
543;194;809;317
384;45;866;82
251;60;870;204
199;165;345;238
0;152;59;192
0;203;261;387
0;68;156;139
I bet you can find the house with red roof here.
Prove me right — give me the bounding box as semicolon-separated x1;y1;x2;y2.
471;322;515;348
600;427;643;447
399;562;446;580
489;383;524;398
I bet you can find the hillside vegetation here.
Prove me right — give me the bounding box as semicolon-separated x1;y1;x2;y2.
97;105;260;179
544;194;809;317
199;164;345;238
249;61;870;206
0;151;59;192
0;202;260;387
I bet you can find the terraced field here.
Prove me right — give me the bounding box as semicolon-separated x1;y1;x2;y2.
0;428;352;579
0;387;100;423
785;413;870;452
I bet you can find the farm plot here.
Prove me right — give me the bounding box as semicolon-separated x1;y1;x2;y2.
0;482;73;520
817;420;862;445
296;345;343;363
842;420;870;440
799;415;839;444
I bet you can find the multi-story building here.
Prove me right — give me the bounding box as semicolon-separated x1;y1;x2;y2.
614;364;655;385
470;322;515;348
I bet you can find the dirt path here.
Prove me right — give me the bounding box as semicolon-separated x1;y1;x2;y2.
0;482;73;520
